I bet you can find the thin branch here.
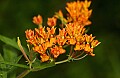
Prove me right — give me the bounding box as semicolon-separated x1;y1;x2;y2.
69;45;73;56
73;54;88;61
73;51;84;59
55;59;68;65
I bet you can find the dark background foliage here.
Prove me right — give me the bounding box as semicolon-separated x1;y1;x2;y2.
0;0;120;78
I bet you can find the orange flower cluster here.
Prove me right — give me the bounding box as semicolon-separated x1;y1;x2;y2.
25;0;100;62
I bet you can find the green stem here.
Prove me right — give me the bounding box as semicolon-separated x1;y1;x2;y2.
55;59;68;65
73;51;84;59
73;54;88;61
69;45;73;56
17;70;31;78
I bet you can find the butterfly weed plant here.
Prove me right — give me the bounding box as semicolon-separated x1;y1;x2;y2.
0;0;100;78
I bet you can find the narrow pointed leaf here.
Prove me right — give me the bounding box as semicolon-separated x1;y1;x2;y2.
0;53;6;69
0;53;4;61
32;62;55;71
0;71;7;78
0;61;29;69
15;55;23;63
7;55;23;73
0;54;7;78
0;35;29;56
3;45;17;63
0;35;19;50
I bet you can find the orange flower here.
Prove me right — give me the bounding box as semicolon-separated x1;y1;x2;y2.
91;40;101;48
84;44;95;56
84;34;95;43
45;38;56;48
66;1;81;19
25;29;38;45
35;26;48;39
57;36;66;46
40;54;50;62
37;37;45;44
84;44;91;52
50;38;56;45
56;28;67;46
66;23;75;36
68;37;76;45
59;28;67;37
33;45;43;54
33;15;42;25
33;43;48;54
51;46;65;58
47;17;57;27
75;34;85;42
74;42;85;51
25;29;34;40
66;0;92;26
25;0;101;62
47;27;56;36
84;0;91;8
66;22;85;37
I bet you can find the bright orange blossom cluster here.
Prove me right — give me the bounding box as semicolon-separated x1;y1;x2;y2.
25;0;100;62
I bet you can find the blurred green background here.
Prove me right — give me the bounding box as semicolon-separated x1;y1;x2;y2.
0;0;120;78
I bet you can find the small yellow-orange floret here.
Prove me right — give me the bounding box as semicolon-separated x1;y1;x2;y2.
74;42;85;51
47;27;56;36
25;29;34;40
84;34;95;43
40;54;50;62
91;40;101;48
47;17;57;27
56;28;67;46
84;44;95;56
51;46;65;58
67;37;76;45
33;15;42;25
35;27;48;39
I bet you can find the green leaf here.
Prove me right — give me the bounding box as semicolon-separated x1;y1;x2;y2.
0;49;22;78
0;53;4;61
35;62;55;70
0;54;7;78
1;51;27;69
7;55;23;73
0;71;7;78
31;58;41;67
0;35;19;50
9;72;16;78
15;55;23;63
0;53;6;70
7;55;22;78
0;35;29;56
0;61;29;69
8;68;17;78
3;45;18;63
32;59;55;71
3;45;21;73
